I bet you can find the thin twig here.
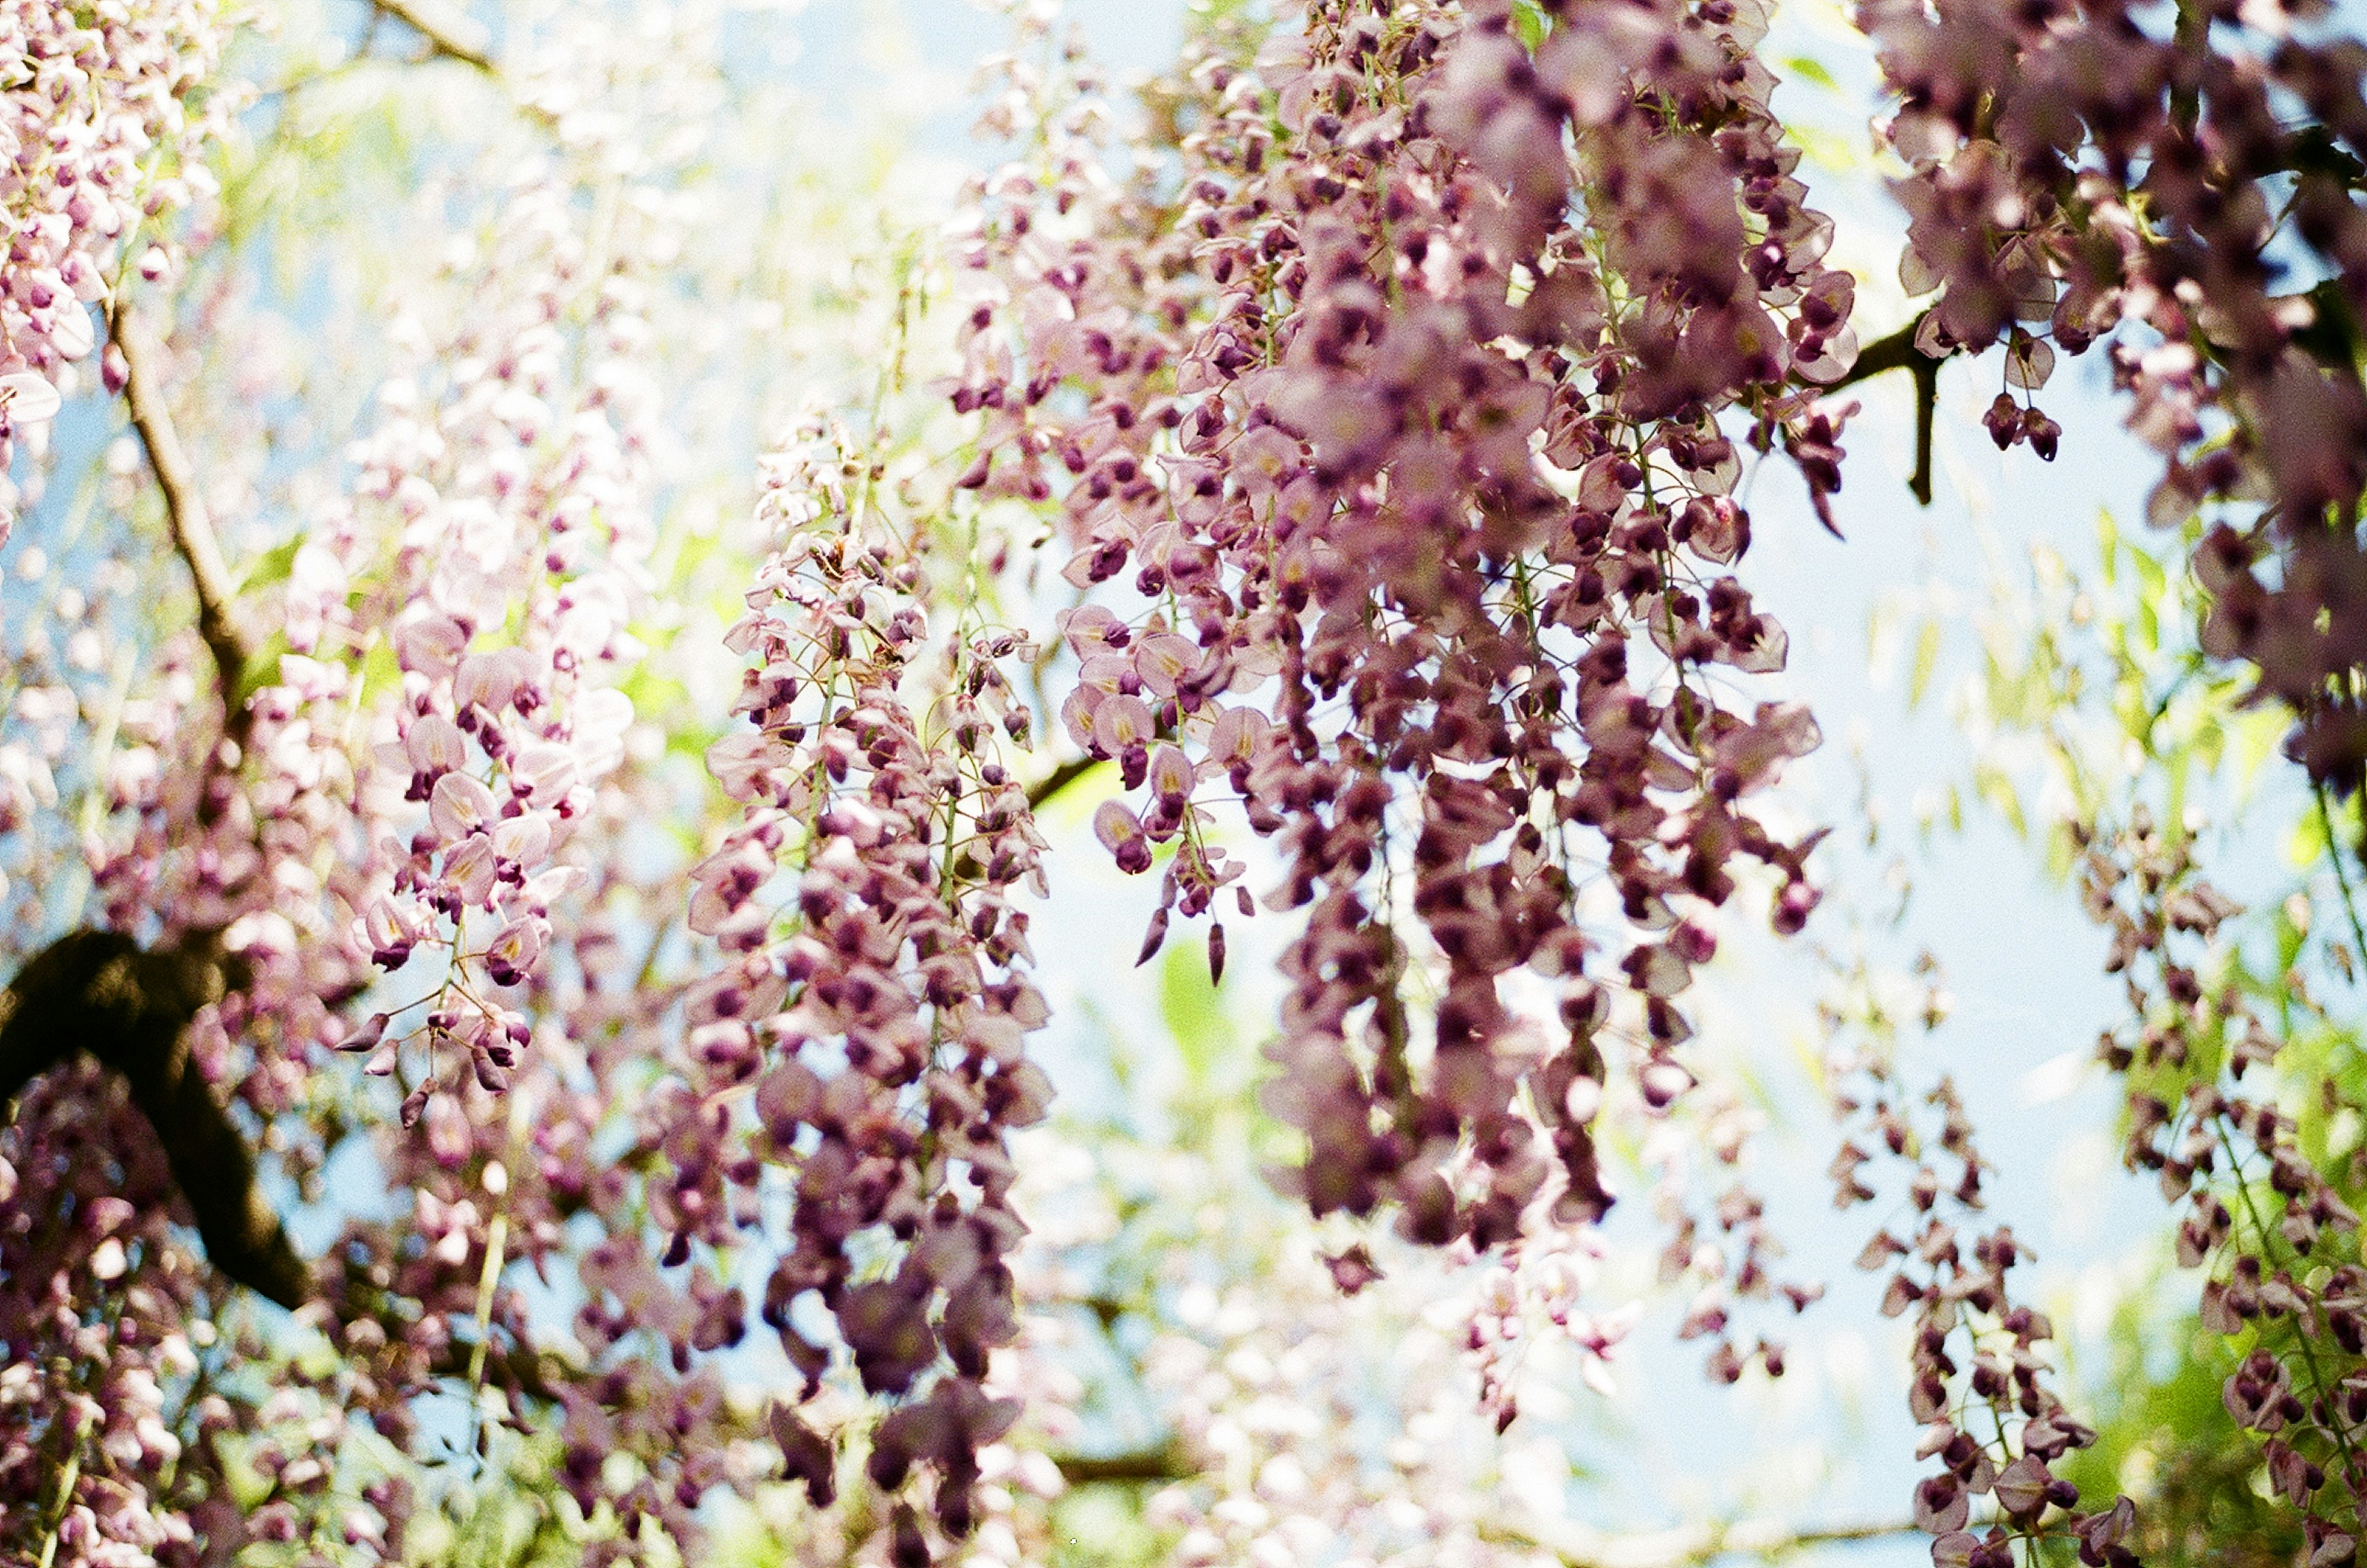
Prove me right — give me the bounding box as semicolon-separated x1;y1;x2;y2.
107;300;250;741
2316;783;2367;973
36;1426;83;1568
1052;1445;1188;1484
368;0;563;134
466;1209;512;1475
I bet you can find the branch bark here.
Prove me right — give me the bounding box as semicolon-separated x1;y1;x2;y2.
423;1334;575;1406
0;930;309;1308
0;924;619;1423
0;931;1933;1548
367;0;563;133
107;300;251;743
1052;1445;1189;1485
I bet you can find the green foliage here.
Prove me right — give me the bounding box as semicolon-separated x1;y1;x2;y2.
2060;1281;2305;1568
1900;504;2367;1559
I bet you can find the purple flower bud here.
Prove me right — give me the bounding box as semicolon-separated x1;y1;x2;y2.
1135;908;1169;967
337;1013;390;1053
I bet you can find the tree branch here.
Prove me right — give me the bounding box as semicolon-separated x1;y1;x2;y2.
1040;1446;1916;1568
1478;1509;1919;1568
1821;312;1932;391
1812;309;1942;507
1052;1445;1190;1485
426;1334;576;1406
107;301;251;741
370;0;498;75
0;931;598;1410
1025;754;1104;811
1;930;310;1309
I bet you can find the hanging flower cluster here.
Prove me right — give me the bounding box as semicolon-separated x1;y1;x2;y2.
1857;0;2367;1542
1140;1238;1596;1568
957;0;1836;1360
1820;955;2130;1567
695;416;1055;1556
0;1055;217;1566
1859;0;2367;794
0;0;230;539
35;0;2367;1559
332;123;673;1109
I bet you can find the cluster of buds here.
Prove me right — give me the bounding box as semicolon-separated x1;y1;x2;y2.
2077;809;2367;1562
328;133;668;1102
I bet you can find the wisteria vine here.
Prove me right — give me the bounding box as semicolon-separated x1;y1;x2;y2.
4;0;2367;1562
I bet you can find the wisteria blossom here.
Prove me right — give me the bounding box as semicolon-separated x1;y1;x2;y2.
0;0;230;541
955;0;1836;1418
4;0;2367;1563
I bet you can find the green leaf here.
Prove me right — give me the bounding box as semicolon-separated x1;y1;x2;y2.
1510;0;1550;49
234;536;303;595
1159;935;1237;1090
2193;716;2225;775
358;633;402;711
1909;617;1942;708
2131;542;2167;602
2232;702;2287;788
618;666;698;748
1784;122;1864;174
1782;54;1837;89
2291;796;2332;868
1973;761;2026;836
231;631;292;709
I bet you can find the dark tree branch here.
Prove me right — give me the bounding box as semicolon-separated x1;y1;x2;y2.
1025;754;1103;811
1052;1445;1189;1484
367;0;562;133
1822;312;1932;390
0;930;604;1409
0;931;310;1309
107;300;251;743
1811;309;1942;507
425;1336;576;1405
1798;279;2359;512
370;0;497;75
